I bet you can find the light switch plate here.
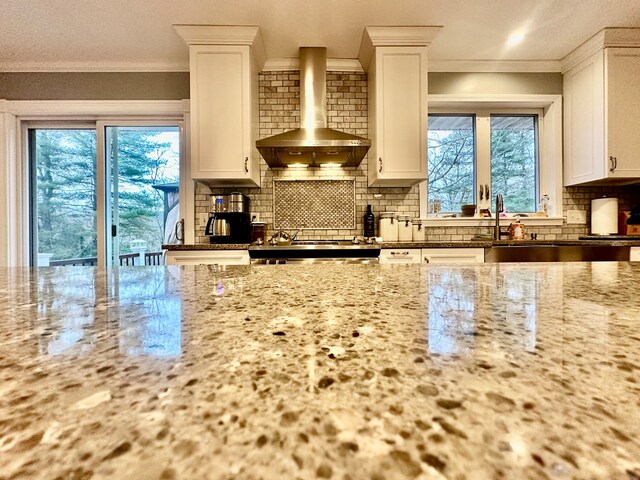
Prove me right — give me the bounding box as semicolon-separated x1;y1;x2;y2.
198;213;209;225
566;209;588;224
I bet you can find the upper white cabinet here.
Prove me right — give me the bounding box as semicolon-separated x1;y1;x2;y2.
175;25;265;187
563;28;640;186
359;26;441;187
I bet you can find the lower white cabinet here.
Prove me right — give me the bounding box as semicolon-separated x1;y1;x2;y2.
422;248;485;264
631;247;640;262
379;248;422;264
165;250;250;266
380;247;485;264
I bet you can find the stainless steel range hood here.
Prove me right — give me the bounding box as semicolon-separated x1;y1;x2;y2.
256;47;371;168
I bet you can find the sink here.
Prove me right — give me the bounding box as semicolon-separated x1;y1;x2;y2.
484;245;630;262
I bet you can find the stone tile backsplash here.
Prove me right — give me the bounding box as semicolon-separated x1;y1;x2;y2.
194;70;640;243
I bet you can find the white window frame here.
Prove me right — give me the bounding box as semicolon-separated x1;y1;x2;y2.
0;100;193;267
421;94;563;227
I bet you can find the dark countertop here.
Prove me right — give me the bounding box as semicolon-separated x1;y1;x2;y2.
0;263;638;479
164;238;640;251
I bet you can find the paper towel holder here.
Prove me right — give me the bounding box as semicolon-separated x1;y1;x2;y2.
591;196;619;235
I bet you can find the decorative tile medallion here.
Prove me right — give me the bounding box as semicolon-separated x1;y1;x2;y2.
273;179;356;229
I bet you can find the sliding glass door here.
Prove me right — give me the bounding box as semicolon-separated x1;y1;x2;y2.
29;122;182;267
29;128;98;266
104;125;181;266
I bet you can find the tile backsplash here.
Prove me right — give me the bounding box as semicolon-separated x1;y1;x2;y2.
194;70;640;243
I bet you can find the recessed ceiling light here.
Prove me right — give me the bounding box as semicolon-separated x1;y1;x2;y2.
507;32;525;47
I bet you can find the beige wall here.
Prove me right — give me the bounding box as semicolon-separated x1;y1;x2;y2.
0;72;189;100
0;71;562;100
428;72;563;95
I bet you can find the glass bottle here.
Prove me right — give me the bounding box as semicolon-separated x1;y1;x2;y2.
364;204;375;237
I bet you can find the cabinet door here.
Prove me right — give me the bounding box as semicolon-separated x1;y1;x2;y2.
165;250;250;266
606;48;640;178
422;248;484;264
190;45;259;186
379;248;422;264
563;50;605;186
369;47;427;187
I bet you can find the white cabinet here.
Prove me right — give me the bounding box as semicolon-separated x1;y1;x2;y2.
631;247;640;262
359;27;440;187
166;250;250;266
563;29;640;185
175;26;265;187
379;248;422;264
422;248;485;264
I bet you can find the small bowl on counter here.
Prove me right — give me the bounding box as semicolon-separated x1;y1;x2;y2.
460;204;477;217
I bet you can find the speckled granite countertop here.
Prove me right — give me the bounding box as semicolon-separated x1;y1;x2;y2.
1;263;639;480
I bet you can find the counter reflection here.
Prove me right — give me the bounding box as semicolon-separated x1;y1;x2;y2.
427;265;541;355
34;267;182;357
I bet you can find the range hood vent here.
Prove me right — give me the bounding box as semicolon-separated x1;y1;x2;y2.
256;47;371;168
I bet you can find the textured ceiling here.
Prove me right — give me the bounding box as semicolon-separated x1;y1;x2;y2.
1;0;640;71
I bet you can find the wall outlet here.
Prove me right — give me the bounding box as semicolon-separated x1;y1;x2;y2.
566;209;588;224
198;213;209;225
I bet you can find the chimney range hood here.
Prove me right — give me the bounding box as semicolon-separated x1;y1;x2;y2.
256;47;371;168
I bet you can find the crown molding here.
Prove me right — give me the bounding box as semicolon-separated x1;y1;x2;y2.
561;27;640;73
262;58;363;73
429;59;562;73
359;26;442;70
173;25;266;70
0;61;189;73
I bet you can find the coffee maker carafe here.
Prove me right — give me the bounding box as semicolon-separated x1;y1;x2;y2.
205;193;251;244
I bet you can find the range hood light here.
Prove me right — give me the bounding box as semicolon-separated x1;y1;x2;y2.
287;163;308;168
320;163;341;168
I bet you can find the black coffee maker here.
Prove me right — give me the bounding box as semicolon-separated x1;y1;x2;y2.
205;193;251;244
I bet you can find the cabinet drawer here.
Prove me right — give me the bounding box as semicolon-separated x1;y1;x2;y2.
422;248;484;264
166;250;249;266
379;248;422;264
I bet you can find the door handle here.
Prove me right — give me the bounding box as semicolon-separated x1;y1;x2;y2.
479;185;484;201
111;224;117;237
485;184;490;200
175;219;184;242
609;156;617;172
378;157;383;173
244;157;249;173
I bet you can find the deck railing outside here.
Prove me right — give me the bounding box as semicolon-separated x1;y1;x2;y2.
47;251;165;267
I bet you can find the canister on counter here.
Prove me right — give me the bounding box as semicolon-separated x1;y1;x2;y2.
379;212;398;242
412;218;425;241
397;215;412;241
250;222;267;243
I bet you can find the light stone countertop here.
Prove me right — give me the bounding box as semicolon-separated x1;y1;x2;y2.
0;263;639;480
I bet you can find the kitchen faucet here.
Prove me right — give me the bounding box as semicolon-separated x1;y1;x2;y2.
494;194;508;240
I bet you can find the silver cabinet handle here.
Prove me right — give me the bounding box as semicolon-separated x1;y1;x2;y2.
609;156;617;172
479;185;484;201
485;184;489;199
390;251;410;255
378;157;383;173
244;157;249;173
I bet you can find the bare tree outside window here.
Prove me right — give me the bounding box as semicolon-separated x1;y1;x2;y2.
427;115;475;213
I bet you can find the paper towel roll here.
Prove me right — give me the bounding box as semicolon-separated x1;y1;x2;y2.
591;197;618;235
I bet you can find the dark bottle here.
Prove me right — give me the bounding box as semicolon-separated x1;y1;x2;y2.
364;204;375;237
